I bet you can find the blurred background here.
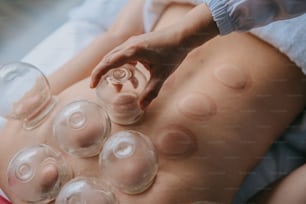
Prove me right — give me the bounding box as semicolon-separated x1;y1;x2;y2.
0;0;84;63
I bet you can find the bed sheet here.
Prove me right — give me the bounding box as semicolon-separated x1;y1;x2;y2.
0;0;305;203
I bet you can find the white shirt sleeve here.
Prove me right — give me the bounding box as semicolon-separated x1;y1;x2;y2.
205;0;306;35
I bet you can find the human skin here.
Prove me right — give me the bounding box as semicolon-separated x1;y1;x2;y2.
90;3;218;110
0;3;306;204
90;1;306;110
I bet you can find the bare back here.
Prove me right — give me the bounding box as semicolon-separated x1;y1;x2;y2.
1;3;306;204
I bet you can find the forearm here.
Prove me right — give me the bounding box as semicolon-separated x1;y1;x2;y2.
163;4;219;55
177;4;219;49
205;0;306;35
47;0;145;95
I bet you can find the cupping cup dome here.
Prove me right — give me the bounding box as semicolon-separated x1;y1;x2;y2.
96;64;148;125
7;144;73;203
55;177;118;204
0;62;56;129
53;100;111;158
99;130;159;195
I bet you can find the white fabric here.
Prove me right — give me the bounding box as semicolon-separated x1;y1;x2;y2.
251;14;306;75
143;0;306;75
143;0;306;35
205;0;306;35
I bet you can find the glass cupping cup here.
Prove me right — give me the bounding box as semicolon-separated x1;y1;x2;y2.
96;64;148;125
99;130;159;195
55;177;118;204
53;100;111;157
0;62;57;129
7;144;73;203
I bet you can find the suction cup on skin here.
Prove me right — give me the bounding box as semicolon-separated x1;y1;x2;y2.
53;100;111;157
55;177;118;204
7;144;73;203
0;62;56;129
96;64;148;125
99;130;159;194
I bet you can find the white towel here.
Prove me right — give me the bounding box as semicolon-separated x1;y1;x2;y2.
144;0;306;76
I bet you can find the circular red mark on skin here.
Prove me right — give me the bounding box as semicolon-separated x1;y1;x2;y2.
156;125;196;158
177;93;217;121
214;65;249;90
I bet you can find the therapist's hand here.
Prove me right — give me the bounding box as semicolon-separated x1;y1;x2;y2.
90;4;218;109
90;29;189;110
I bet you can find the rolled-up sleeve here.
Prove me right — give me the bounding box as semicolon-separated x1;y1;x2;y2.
204;0;306;35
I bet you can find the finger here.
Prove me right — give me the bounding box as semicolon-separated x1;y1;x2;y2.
90;59;126;88
90;59;112;88
127;61;138;66
138;79;164;110
106;45;142;67
91;48;142;88
90;70;104;88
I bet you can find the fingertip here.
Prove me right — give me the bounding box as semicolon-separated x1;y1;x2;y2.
89;80;95;89
89;73;97;87
93;78;101;88
91;68;108;88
